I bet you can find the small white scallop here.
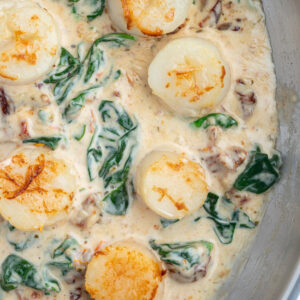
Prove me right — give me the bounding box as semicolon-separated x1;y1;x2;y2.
0;146;76;231
135;150;208;219
108;0;192;36
0;0;59;85
85;241;164;300
148;37;231;117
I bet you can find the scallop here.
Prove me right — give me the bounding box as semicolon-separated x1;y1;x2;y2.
148;37;231;117
135;150;208;219
0;147;76;231
85;241;164;300
0;0;59;85
107;0;192;36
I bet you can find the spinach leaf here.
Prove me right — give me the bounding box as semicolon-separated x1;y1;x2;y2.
191;113;238;129
49;237;79;276
83;33;135;82
45;47;83;105
0;255;60;294
87;0;105;21
8;236;36;252
160;218;179;228
234;147;281;194
73;124;86;141
84;47;104;83
113;69;122;80
7;229;38;252
45;34;135;122
231;209;256;229
23;136;62;150
92;33;136;48
203;192;256;244
52;237;78;258
207;217;236;244
67;0;105;21
62;84;101;122
87;101;138;215
149;239;213;283
102;182;129;215
87;126;103;181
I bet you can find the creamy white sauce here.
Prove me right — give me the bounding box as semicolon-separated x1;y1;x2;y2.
0;0;278;299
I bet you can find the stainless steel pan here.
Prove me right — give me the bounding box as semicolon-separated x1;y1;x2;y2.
216;1;300;299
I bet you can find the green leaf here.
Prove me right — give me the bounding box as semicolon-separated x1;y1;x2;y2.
149;239;213;282
231;210;255;229
63;84;101;122
87;0;105;21
191;113;238;129
209;218;236;244
45;34;135;123
160;218;179;228
87;101;138;215
44;48;80;84
87;127;103;181
103;183;129;215
93;33;136;48
48;238;79;276
83;33;134;83
234;148;281;194
52;237;78;258
113;69;121;80
73;124;86;141
203;192;255;244
7;234;37;252
84;47;104;83
0;255;60;294
23;136;62;150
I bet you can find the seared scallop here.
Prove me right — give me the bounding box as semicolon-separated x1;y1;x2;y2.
0;0;59;85
148;37;230;117
85;242;164;300
135;150;208;219
0;147;76;230
108;0;192;36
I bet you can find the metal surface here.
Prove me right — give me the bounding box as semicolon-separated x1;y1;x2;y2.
217;1;300;299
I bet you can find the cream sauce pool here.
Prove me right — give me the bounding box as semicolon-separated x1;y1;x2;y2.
0;0;279;299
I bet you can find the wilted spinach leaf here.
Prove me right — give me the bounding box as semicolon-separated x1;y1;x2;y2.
48;237;79;276
45;33;135;122
87;100;138;215
0;255;60;294
234;147;281;194
203;192;255;244
191;113;238;129
6;228;38;252
23;136;62;150
160;218;179;228
149;239;213;283
67;0;105;21
73;124;86;141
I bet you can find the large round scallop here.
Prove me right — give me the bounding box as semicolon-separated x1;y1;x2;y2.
148;37;231;117
108;0;192;36
0;0;59;85
136;150;208;219
0;147;76;230
85;242;163;300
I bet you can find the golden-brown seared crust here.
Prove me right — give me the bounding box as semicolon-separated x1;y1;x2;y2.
0;147;76;230
0;153;72;215
85;244;163;300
